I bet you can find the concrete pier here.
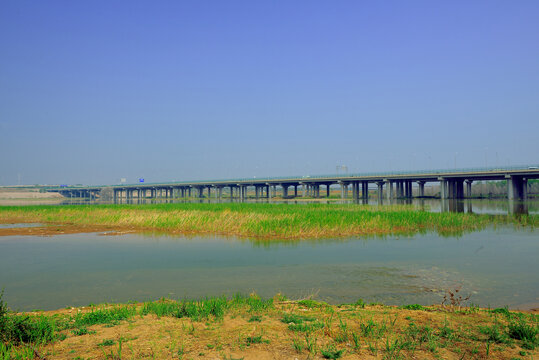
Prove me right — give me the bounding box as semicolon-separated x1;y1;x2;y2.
507;176;527;200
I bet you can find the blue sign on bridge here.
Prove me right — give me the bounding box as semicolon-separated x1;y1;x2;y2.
139;178;144;183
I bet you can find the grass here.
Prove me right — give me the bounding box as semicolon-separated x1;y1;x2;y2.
1;202;537;239
3;289;532;358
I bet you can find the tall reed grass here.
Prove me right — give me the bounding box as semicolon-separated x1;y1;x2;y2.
0;203;536;239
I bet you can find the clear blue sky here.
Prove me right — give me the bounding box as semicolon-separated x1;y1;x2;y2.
1;1;538;185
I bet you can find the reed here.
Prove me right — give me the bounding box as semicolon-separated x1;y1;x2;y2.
0;203;536;239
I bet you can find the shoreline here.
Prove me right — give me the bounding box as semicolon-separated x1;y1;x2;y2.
2;295;537;359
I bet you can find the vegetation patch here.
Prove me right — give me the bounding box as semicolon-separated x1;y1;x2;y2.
1;202;536;239
1;290;538;359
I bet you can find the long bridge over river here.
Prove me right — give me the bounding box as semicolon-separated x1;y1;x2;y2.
47;165;539;202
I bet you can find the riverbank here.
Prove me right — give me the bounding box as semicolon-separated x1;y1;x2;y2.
0;203;537;239
1;293;537;360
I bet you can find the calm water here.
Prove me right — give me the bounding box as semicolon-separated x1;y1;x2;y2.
0;225;537;311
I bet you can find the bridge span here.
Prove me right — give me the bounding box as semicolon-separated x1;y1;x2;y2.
47;165;539;202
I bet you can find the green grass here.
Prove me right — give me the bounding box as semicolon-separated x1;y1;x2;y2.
1;290;538;359
1;202;537;239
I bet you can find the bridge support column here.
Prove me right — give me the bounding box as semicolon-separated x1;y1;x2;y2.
439;179;447;199
407;181;413;198
282;185;288;198
465;180;473;198
377;182;384;203
326;184;331;197
417;181;425;197
339;182;348;199
385;180;393;201
397;181;404;198
507;176;527;200
361;182;368;203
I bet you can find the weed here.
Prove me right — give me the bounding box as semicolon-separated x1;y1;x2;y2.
367;341;378;355
305;334;317;354
247;315;262;322
72;327;96;336
490;307;511;317
281;313;316;324
297;299;326;308
351;331;361;349
245;335;269;345
400;304;425;310
288;322;324;332
507;320;537;345
442;287;471;311
354;298;366;308
320;344;344;359
98;339;115;347
480;325;510;344
384;337;403;359
292;338;304;353
361;320;376;337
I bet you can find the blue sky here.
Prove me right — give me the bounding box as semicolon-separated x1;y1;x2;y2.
1;1;538;185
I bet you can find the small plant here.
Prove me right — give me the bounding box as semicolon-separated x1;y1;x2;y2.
351;331;361;350
361;320;376;337
246;335;268;345
480;325;509;344
490;307;511;317
320;344;344;359
288;322;324;332
354;298;366;308
98;339;115;347
298;299;326;308
292;338;304;353
442;287;471;311
507;320;537;345
72;326;95;336
281;313;316;324
305;335;317;354
248;315;262;322
400;304;425;311
385;337;403;358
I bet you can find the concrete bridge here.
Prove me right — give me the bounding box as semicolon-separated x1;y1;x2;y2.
47;165;539;202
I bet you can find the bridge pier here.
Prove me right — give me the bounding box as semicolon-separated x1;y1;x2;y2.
465;180;473;198
385;180;393;201
282;184;289;198
339;182;349;199
362;182;369;202
417;181;425;197
377;182;384;203
507;175;527;200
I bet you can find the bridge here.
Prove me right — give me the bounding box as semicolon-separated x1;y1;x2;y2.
46;164;539;202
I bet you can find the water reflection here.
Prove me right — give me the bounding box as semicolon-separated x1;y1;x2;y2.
1;227;537;311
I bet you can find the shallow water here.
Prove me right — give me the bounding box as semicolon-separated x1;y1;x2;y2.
0;223;43;229
0;226;537;311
